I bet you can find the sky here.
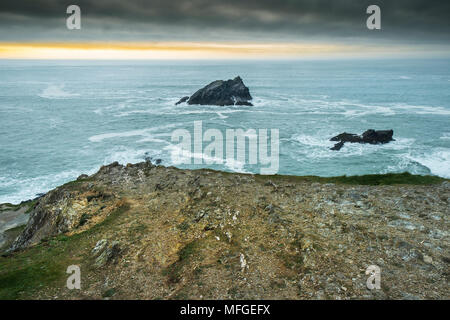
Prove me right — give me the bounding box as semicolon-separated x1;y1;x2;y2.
0;0;449;59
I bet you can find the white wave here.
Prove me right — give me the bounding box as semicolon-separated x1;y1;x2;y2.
440;133;450;140
102;147;151;165
115;109;159;117
343;105;396;117
254;96;398;117
39;84;79;99
287;133;415;160
176;109;247;116
338;101;450;117
136;136;170;144
93;99;148;115
88;123;180;142
48;117;63;128
89;129;150;142
0;169;88;204
164;144;248;173
383;158;414;175
398;76;412;80
115;106;249;118
391;103;450;115
288;134;334;148
216;112;228;119
406;149;450;178
111;94;450;120
284;97;449;117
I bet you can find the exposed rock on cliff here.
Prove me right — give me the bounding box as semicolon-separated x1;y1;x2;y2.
0;202;34;249
176;76;253;106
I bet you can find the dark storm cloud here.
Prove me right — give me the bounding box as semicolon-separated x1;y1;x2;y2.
0;0;449;43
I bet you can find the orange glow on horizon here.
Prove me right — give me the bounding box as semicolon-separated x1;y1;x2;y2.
0;41;443;60
0;42;369;59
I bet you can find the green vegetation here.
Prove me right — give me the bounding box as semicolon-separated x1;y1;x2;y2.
102;288;116;298
195;167;447;185
0;225;27;253
322;172;447;185
0;234;77;299
24;200;38;214
0;199;38;214
60;176;94;189
0;203;21;212
0;203;130;300
176;220;190;231
178;240;200;261
162;239;201;283
3;225;26;234
257;172;447;186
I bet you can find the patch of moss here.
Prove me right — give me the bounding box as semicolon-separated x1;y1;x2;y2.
162;239;201;283
0;203;21;212
62;176;93;186
0;199;38;214
78;213;90;227
0;225;27;254
0;203;130;300
196;167;447;185
176;221;190;231
4;224;26;234
130;223;148;233
24;199;39;214
178;240;199;261
258;172;447;186
102;288;116;298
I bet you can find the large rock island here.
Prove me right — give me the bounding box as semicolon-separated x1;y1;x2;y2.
176;76;253;106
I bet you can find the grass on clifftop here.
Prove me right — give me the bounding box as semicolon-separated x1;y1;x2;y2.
0;203;130;300
253;172;447;186
196;167;446;186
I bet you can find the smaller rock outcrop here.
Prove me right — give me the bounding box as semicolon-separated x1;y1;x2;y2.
330;129;394;151
175;76;253;106
77;174;89;181
330;141;345;151
175;96;189;105
91;239;121;267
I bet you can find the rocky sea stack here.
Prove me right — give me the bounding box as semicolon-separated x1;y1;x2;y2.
330;129;395;151
176;76;253;106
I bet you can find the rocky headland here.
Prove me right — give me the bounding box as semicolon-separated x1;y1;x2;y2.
0;162;448;300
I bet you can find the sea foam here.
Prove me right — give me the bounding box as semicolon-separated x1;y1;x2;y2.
39;84;79;99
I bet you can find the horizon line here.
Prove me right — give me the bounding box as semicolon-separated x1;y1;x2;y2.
1;41;449;60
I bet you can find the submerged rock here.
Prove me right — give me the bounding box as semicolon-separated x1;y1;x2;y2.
330;129;394;151
176;76;253;106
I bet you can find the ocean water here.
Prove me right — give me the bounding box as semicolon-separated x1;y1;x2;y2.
0;59;449;204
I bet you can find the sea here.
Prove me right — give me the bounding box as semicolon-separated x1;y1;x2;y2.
0;59;449;204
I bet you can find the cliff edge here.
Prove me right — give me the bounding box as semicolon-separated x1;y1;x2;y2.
1;162;448;300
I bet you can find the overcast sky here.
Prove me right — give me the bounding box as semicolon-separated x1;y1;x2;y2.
0;0;449;44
